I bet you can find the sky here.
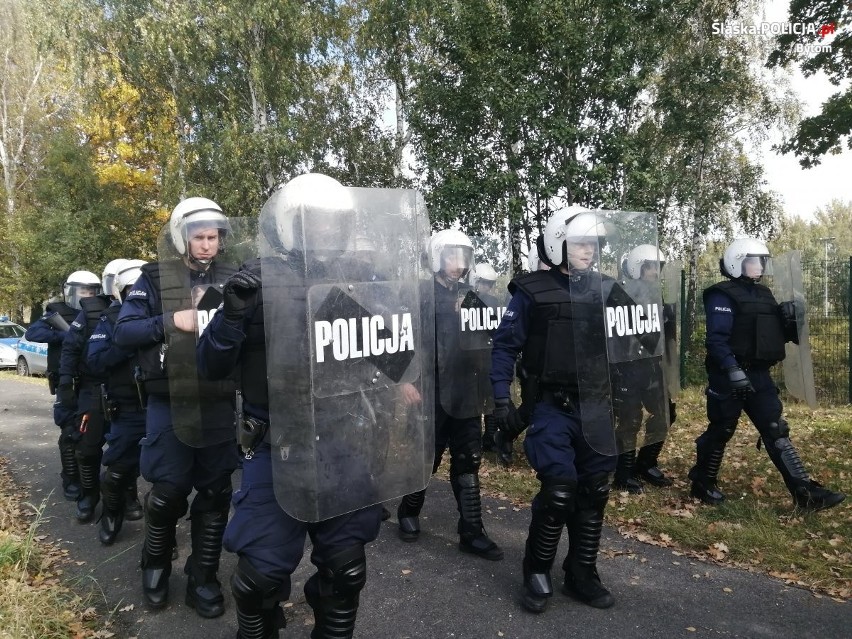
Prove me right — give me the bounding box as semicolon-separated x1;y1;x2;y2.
757;0;851;222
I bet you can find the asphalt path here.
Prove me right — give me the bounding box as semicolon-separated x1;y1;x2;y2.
1;377;848;638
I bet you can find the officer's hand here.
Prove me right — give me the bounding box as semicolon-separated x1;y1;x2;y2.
400;382;421;405
493;397;511;432
726;366;754;400
779;300;802;344
57;384;76;409
172;309;198;332
223;270;261;323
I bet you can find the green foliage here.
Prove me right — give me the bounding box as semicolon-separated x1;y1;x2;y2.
767;0;852;166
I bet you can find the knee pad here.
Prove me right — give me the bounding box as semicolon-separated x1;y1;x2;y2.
231;556;290;612
576;473;610;511
319;545;367;600
702;420;737;447
451;449;481;475
191;477;233;514
146;483;189;525
760;418;790;443
539;477;576;521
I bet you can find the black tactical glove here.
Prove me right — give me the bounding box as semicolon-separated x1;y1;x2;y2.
779;300;802;344
223;270;262;323
493;397;510;430
726;366;754;400
57;383;77;410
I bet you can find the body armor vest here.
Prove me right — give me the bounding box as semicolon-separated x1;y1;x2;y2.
77;295;112;384
45;301;80;373
138;259;238;397
102;304;140;403
703;280;786;368
510;270;611;394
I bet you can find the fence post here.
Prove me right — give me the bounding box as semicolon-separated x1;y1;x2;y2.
680;268;687;389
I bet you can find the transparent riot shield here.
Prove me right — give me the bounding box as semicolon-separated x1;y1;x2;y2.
771;251;817;408
262;187;433;522
661;260;682;399
571;210;668;456
437;237;507;418
157;218;252;447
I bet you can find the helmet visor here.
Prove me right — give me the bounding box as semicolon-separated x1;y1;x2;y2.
302;208;352;259
64;283;102;310
440;246;473;282
742;255;771;279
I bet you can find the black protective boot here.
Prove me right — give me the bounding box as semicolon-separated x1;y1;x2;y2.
520;480;574;613
305;546;366;639
792;481;846;511
613;450;643;494
59;442;81;501
760;421;846;512
141;530;173;608
232;558;288;639
140;487;186;609
455;473;503;561
688;444;726;505
99;468;128;545
562;475;614;609
125;478;143;521
635;440;673;487
185;508;229;618
397;490;425;542
75;455;101;523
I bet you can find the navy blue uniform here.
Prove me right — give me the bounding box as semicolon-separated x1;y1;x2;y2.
197;258;381;637
114;263;238;491
114;259;238;613
59;298;112;521
689;278;845;511
396;277;503;561
26;302;80;498
491;267;625;612
87;300;146;544
491;287;615;482
88;303;147;471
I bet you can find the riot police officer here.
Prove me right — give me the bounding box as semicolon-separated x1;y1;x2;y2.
59;259;128;522
689;238;845;511
87;259;148;545
491;243;550;467
475;262;504;454
25;270;101;501
491;208;660;613
612;244;675;493
198;173;423;639
396;231;504;561
114;198;238;616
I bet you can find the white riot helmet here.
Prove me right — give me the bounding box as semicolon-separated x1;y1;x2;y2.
526;242;551;272
541;208;609;270
260;173;355;260
169;197;230;263
113;259;147;300
427;229;474;283
473;262;498;291
63;270;101;310
721;238;771;281
622;244;668;280
101;259;128;300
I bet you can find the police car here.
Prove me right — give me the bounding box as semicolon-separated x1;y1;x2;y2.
0;316;26;370
15;333;48;376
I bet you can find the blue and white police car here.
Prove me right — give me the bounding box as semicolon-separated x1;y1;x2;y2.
0;315;26;370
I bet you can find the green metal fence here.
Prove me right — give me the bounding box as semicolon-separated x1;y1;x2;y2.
680;257;851;406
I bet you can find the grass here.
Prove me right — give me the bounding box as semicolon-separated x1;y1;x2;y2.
0;459;114;639
0;370;47;386
475;386;852;600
